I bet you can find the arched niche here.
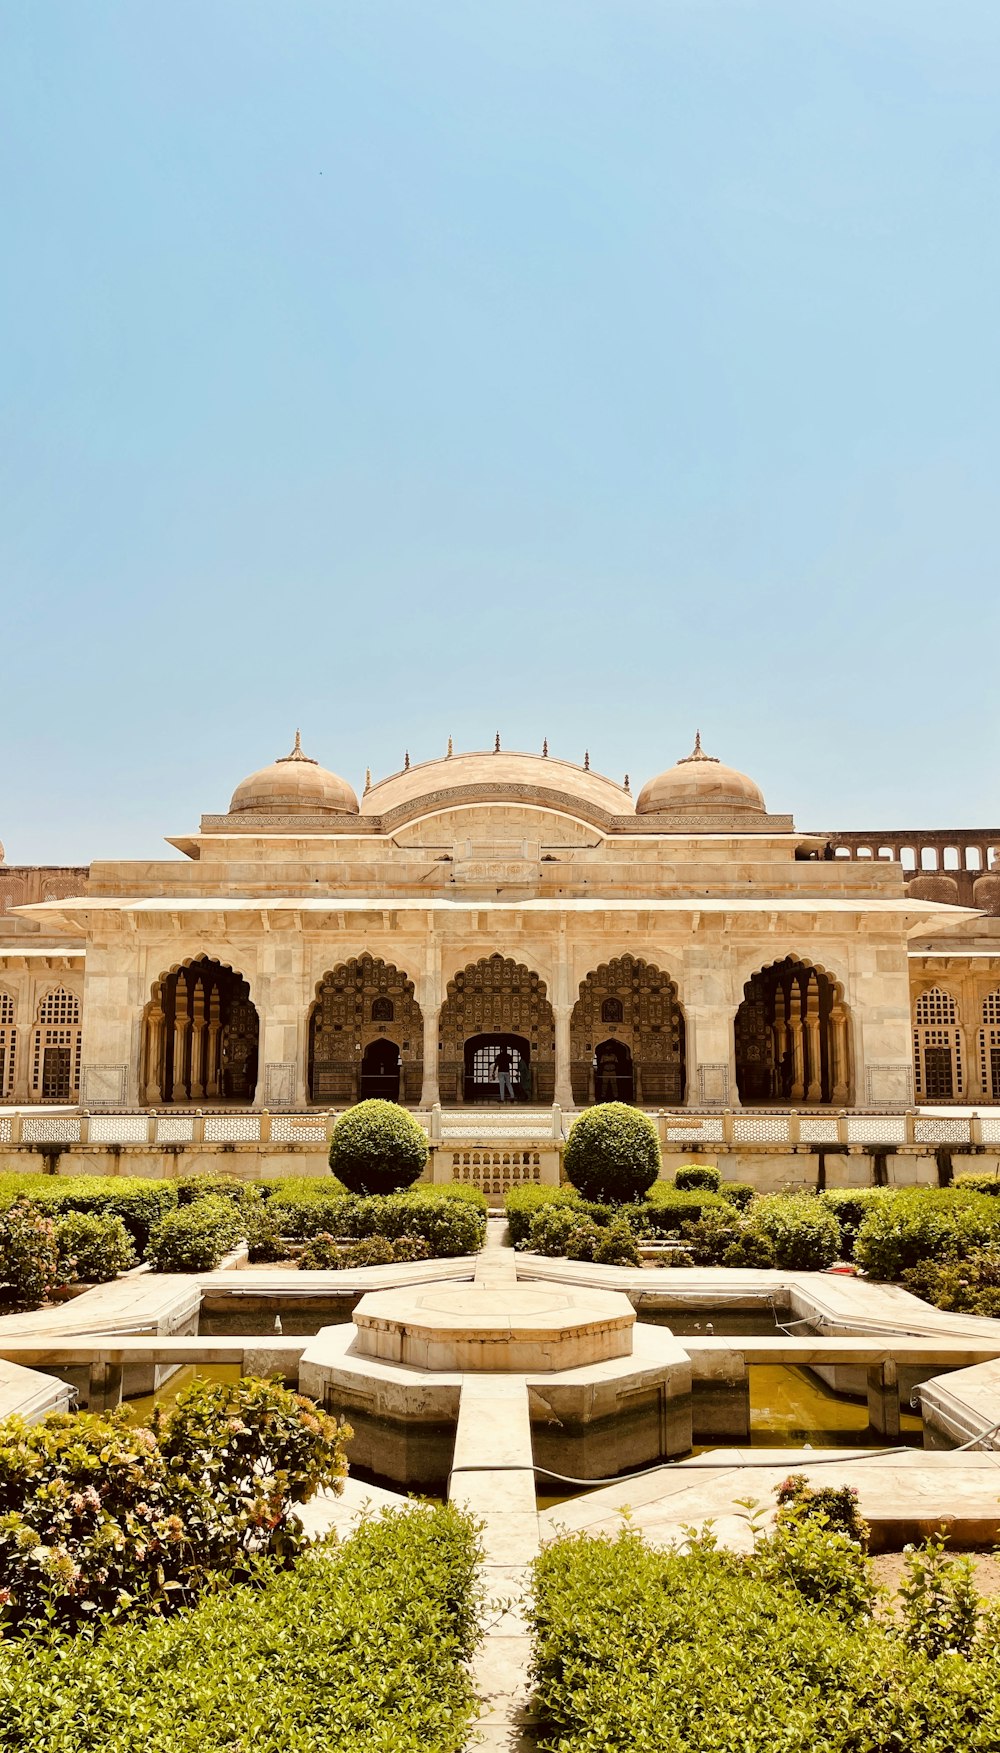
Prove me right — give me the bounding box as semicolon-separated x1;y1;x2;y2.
439;955;554;1104
308;955;422;1106
735;957;850;1106
143;957;258;1104
570;956;685;1107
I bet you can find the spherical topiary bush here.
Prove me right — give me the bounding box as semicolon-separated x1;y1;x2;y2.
563;1103;661;1204
674;1165;722;1193
328;1099;429;1195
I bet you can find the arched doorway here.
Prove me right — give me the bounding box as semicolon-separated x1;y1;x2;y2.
30;986;82;1103
463;1032;530;1103
735;958;849;1106
570;957;684;1106
308;955;422;1105
439;955;555;1104
593;1038;634;1104
360;1038;402;1101
143;959;258;1104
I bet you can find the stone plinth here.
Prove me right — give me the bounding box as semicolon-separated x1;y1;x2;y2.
352;1283;635;1372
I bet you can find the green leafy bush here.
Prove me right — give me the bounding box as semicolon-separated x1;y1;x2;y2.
328;1099;428;1194
953;1172;1000;1197
55;1211;136;1283
591;1216;641;1267
245;1203;293;1263
902;1248;1000;1316
679;1205;744;1264
854;1189;1000;1281
0;1175;177;1252
717;1180;757;1212
505;1184;579;1245
750;1193;842;1269
723;1229;776;1268
529;1522;1000;1753
296;1231;343;1269
775;1472;869;1544
350;1191;485;1256
674;1164;722;1192
0;1503;482;1753
818;1189;889;1256
175;1174;263;1211
146;1196;242;1272
563;1103;661;1203
0;1200;63;1310
897;1534;982;1659
642;1185;732;1232
0;1375;349;1636
527;1204;594;1258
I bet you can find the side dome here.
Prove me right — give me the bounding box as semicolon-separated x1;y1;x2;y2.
228;732;359;817
636;733;766;820
907;873;961;905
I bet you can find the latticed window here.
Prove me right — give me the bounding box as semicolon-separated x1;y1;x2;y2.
913;987;962;1101
371;996;394;1022
979;991;1000;1102
600;997;624;1024
31;987;81;1102
0;988;15;1100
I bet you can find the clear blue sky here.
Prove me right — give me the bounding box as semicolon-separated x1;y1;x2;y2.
2;1;998;863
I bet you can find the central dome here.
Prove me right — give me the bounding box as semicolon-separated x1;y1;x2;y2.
362;746;632;822
636;733;767;820
229;733;359;817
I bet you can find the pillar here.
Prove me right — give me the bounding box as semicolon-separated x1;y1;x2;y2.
830;1005;849;1106
144;999;164;1104
172;975;189;1103
205;986;221;1098
554;1004;573;1110
789;977;805;1102
418;978;440;1109
804;973;822;1102
189;976;206;1100
866;1361;900;1439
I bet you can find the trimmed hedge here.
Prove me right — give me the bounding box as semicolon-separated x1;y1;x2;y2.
328;1099;429;1195
505;1184;579;1246
0;1175;176;1252
55;1211;136;1283
146;1197;242;1272
716;1181;757;1212
175;1175;263;1211
854;1189;1000;1281
0;1504;481;1753
818;1189;889;1255
529;1522;1000;1752
563;1104;661;1203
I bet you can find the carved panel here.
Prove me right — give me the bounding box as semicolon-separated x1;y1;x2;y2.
309;954;422;1104
570;956;684;1106
439;955;555;1103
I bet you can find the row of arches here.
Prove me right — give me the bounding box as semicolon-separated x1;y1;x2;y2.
0;986;82;1103
140;952;851;1108
913;987;1000;1103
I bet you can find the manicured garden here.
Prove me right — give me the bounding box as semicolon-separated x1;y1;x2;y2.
0;1370;484;1752
530;1482;1000;1752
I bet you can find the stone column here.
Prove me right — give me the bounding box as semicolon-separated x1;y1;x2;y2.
418;980;440;1108
189;977;206;1100
830;1005;849;1106
172;976;189;1103
553;1003;574;1110
804;974;822;1102
205;986;221;1098
144;999;164;1104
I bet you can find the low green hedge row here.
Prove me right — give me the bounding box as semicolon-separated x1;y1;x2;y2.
146;1197;243;1272
251;1189;485;1260
0;1175;176;1252
0;1503;483;1753
530;1521;1000;1752
850;1188;1000;1281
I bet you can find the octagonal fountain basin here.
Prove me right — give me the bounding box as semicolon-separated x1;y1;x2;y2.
352;1283;636;1372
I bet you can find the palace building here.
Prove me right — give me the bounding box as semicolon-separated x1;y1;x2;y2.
0;732;998;1121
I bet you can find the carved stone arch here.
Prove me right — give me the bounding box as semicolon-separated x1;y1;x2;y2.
142;955;258;1105
735;955;851;1106
438;954;554;1104
308;954;422;1106
570;955;685;1106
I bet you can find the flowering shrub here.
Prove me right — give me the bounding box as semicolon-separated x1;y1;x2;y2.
903;1249;1000;1316
0;1200;63;1310
0;1375;349;1636
55;1211;136;1283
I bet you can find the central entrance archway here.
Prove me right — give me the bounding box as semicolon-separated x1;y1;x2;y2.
308;956;422;1106
593;1038;634;1103
360;1038;402;1102
463;1032;530;1103
439;955;555;1104
571;957;684;1105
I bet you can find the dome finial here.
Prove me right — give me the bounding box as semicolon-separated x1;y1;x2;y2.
542;737;548;757
277;729;318;766
678;729;719;766
447;735;453;758
494;732;501;753
364;766;371;794
624;773;630;793
404;750;410;771
584;750;590;771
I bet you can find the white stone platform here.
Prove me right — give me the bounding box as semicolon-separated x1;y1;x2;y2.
352;1281;635;1371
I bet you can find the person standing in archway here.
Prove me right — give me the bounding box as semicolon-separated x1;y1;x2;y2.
491;1043;515;1102
597;1046;619;1101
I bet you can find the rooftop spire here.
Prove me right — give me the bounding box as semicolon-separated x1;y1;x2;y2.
364;766;371;794
447;735;453;757
276;729;318;766
542;737;548;757
678;729;719;767
494;732;501;752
